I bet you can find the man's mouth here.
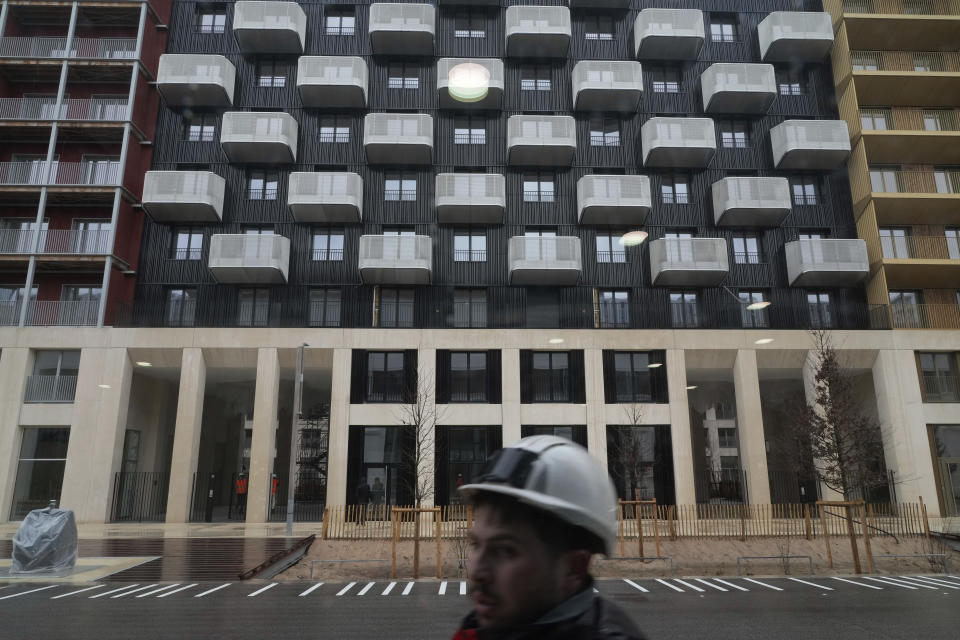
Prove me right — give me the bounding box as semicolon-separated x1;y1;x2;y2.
472;589;498;615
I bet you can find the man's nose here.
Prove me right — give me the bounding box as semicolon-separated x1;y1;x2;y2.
468;548;492;583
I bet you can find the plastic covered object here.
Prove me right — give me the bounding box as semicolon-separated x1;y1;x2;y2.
10;506;78;574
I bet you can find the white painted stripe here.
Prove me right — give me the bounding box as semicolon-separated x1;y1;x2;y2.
336;582;356;596
830;577;883;590
113;584;159;598
136;584;180;598
931;575;960;585
592;587;599;593
381;582;396;596
863;576;918;590
0;585;58;600
247;583;277;597
460;581;467;596
695;578;726;592
742;578;783;591
299;583;324;597
402;581;414;596
788;578;833;591
439;581;448;595
905;575;960;589
51;585;104;599
157;584;197;598
673;579;705;593
655;578;684;593
712;578;749;592
194;583;231;598
623;579;649;593
91;584;141;599
357;582;375;596
878;576;938;590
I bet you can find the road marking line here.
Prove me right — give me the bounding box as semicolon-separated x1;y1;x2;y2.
830;577;883;590
439;581;448;595
194;583;230;598
381;582;396;596
863;576;918;590
460;581;467;596
881;576;938;590
788;578;833;591
247;583;277;597
357;582;375;596
712;578;749;592
402;582;414;596
906;576;960;589
298;583;324;597
931;575;960;585
742;578;783;591
112;584;159;598
336;582;356;597
137;584;180;598
655;578;684;593
52;585;104;599
157;584;197;598
673;579;705;592
624;579;649;593
0;585;58;600
91;584;141;599
695;579;726;592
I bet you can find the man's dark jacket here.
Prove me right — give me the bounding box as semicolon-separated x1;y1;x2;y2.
451;583;647;640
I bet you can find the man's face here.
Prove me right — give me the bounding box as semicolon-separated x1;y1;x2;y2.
467;503;566;629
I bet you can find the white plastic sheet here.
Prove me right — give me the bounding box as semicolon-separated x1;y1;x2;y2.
10;506;78;574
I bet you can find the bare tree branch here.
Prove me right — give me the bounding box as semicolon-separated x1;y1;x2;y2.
397;370;445;507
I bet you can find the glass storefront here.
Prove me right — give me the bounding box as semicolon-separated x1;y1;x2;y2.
435;426;501;506
932;425;960;516
10;427;70;520
606;425;675;505
347;426;414;509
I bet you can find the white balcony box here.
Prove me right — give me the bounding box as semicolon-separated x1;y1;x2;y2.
712;177;791;227
156;54;236;107
758;12;834;63
363;113;433;165
507;115;576;166
649;238;729;286
770;119;851;170
288;172;363;223
786;239;869;287
572;61;643;113
508;236;582;286
208;234;290;284
232;1;306;54
641;117;716;168
577;175;652;226
437;58;504;110
142;171;225;222
359;235;432;285
505;6;571;58
220;111;298;164
435;173;505;225
701;63;777;114
297;56;368;108
634;9;705;60
369;3;436;55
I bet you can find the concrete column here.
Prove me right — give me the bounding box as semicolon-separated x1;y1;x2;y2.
666;349;696;505
801;354;844;502
418;347;437;506
165;348;206;523
584;348;608;468
501;348;521;446
0;349;30;520
60;348;134;523
733;349;771;505
325;348;352;507
246;348;280;523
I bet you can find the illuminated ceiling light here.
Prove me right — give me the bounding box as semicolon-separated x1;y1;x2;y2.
754;338;775;345
647;363;662;368
135;361;152;367
686;385;698;390
746;300;772;311
619;230;649;247
548;338;565;344
448;62;491;103
98;384;112;389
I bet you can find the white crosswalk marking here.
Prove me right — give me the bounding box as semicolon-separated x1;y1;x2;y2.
906;575;960;589
247;583;277;597
623;579;649;593
357;582;375;596
112;584;159;598
439;581;448;595
788;577;833;591
879;576;938;590
460;581;467;596
655;578;684;593
695;579;726;592
336;582;356;596
381;582;396;596
136;584;180;598
194;583;231;598
91;584;141;599
157;584;197;598
863;576;918;590
298;583;324;597
0;585;58;600
712;578;749;592
830;577;883;590
51;585;104;599
742;578;782;591
402;582;414;596
673;579;704;593
930;575;960;586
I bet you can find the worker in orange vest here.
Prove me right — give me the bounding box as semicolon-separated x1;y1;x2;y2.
235;474;248;516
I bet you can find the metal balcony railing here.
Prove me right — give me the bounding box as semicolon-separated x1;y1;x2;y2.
875;234;960;260
0;36;137;59
921;374;960;402
0;229;112;255
0;97;128;121
452;301;487;328
27;300;100;326
840;0;959;16
24;375;78;403
869;168;960;193
860;107;960;131
871;303;960;329
849;50;960;72
0;161;121;186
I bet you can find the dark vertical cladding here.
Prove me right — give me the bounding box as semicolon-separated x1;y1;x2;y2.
133;0;869;330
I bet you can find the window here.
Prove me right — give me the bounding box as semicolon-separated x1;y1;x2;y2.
171;227;203;260
890;290;924;328
946;227;960;260
660;173;690;204
879;227;911;259
732;233;762;264
870;165;901;192
522;171;555;203
319;116;350;143
596;232;626;263
308;288;341;327
71;219;111;253
790;176;819;205
9;427;70;520
453;289;486;328
385;172;417;201
195;4;226;34
184;113;216;142
0;285;35;326
589;118;620;147
450;352;487;402
934;166;960;194
718;428;738;449
247;170;279;200
166;288;197;327
608;352;664;403
530;352;571;403
649;66;681;93
454;10;485;38
918;352;960;402
598;290;629;328
924;109;957;132
366;352;407;402
584;14;614;41
738;291;769;328
454;116;486;145
520;65;551;92
312;229;344;261
256;60;287;88
860;108;892;131
718;120;750;148
914;53;935;72
61;286;101;325
776;69;806;95
27;350;80;403
325;7;355;36
669;292;698;328
379;288;414;328
237;288;270;327
710;14;738;42
807;292;833;329
383;227;415;237
388;62;419;90
454;230;486;262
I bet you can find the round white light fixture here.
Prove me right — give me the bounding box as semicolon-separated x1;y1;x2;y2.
647;363;663;369
619;230;649;247
135;361;152;367
746;300;772;311
98;384;112;389
686;385;698;390
448;63;491;103
754;338;775;345
548;338;565;345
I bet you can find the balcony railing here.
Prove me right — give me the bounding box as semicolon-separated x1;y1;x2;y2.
369;3;436;55
358;235;433;285
571;60;644;113
288;171;363;222
220;111;298;164
860;107;960;131
633;8;705;60
363;113;433;165
712;177;792;227
785;238;869;286
871;303;960;329
297;56;368;108
849;50;960;72
0;161;121;186
0;97;128;121
507;115;577;166
24;375;78;403
436;173;505;224
770;119;851;169
649;238;729;286
508;236;583;286
758;11;834;63
505;5;572;58
868;168;960;193
921;374;960;402
640;117;717;167
157;54;236;107
0;36;137;59
142;171;226;223
232;1;307;54
700;63;777;114
1;228;111;256
840;0;960;14
577;174;652;225
27;300;100;326
875;234;960;260
208;234;291;284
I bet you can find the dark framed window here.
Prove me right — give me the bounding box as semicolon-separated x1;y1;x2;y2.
325;7;356;36
454;10;486;38
312;229;344;261
732;233;762;264
776;69;806;96
454;231;486;262
790;176;819;205
660;173;690;204
450;352;488;402
598;289;629;328
183;113;216;142
256;60;287;88
807;292;833;329
171;227;203;260
346;426;414;508
603;351;667;403
530;352;570;403
738;290;769;328
28;350;80;404
247;170;279;200
366;352;408;403
606;424;675;504
918;352;960;402
434;426;502;507
596;232;626;263
237;288;270;327
523;171;555;203
166;288;197;327
522;425;587;447
308;288;341;327
879;227;911;259
385;171;417;201
378;288;414;328
453;289;486;328
648;66;681;93
388;62;419;90
520;65;552;92
9;427;70;520
669;292;699;328
718;120;750;148
890;290;924;328
319;116;350;143
195;4;226;34
861;108;892;131
584;15;614;41
710;14;739;42
454;116;486;145
589;118;620;147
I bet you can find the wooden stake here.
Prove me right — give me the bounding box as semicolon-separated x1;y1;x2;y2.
819;504;833;568
391;511;398;579
804;503;812;541
321;507;329;540
637;501;644;558
920;496;931;539
653;504;661;558
436;509;442;579
861;502;874;574
844;505;862;575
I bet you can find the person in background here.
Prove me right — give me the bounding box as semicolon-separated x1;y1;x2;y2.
356;476;371;526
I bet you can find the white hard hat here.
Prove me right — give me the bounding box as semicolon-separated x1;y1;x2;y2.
458;435;618;555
